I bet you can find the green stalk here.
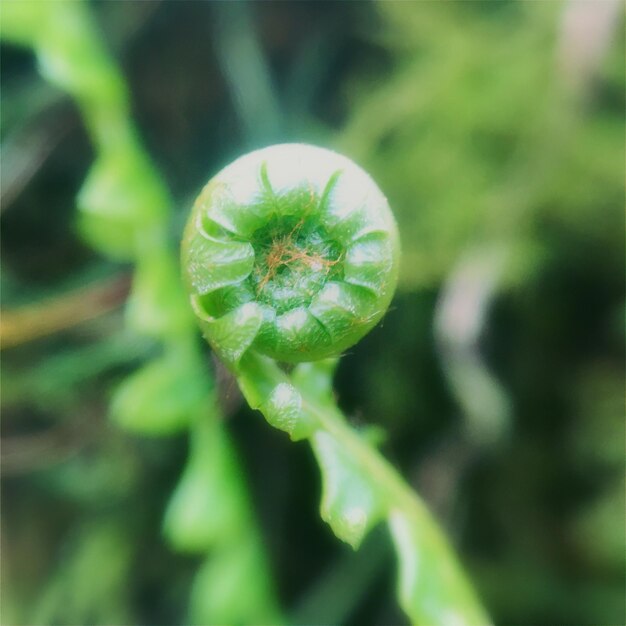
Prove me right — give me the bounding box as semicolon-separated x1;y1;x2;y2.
239;352;490;626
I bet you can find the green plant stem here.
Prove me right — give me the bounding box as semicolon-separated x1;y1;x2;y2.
312;404;487;625
238;351;490;625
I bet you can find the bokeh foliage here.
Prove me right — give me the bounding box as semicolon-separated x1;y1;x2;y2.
1;1;624;625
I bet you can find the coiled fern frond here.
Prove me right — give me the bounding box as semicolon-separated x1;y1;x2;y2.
182;144;490;626
183;144;399;363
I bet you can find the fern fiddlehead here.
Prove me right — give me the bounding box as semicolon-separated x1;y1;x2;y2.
183;143;399;363
182;144;490;625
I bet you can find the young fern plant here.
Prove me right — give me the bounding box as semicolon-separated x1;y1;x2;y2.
182;144;491;626
0;2;280;624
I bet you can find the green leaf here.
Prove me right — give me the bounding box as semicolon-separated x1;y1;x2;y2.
388;510;491;626
260;382;315;441
194;301;264;368
77;151;168;259
126;254;191;338
311;431;384;549
292;358;339;406
182;222;255;296
35;4;126;109
262;382;301;435
110;350;208;436
163;416;247;552
189;541;281;626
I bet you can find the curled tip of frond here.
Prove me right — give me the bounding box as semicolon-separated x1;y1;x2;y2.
182;143;400;364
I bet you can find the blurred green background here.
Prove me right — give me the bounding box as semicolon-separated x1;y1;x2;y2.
1;1;624;625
